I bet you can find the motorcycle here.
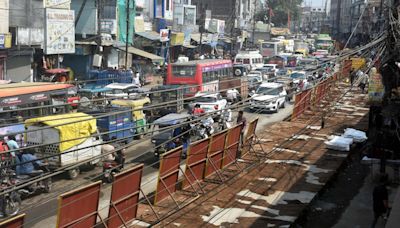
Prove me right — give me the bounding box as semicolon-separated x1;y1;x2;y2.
14;164;52;197
191;117;215;139
1;171;21;217
218;109;233;131
102;150;125;183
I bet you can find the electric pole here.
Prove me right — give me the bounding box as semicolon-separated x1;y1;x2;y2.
125;0;130;70
252;0;257;45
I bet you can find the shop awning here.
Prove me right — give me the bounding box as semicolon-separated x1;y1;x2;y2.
183;44;197;49
136;31;160;41
119;47;164;63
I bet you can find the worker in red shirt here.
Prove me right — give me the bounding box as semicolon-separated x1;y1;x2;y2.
192;104;205;116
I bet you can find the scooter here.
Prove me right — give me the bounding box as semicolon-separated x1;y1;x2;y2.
218;109;233;130
14;164;52;197
197;117;215;139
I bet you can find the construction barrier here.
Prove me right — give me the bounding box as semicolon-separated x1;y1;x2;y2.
242;118;259;157
154;147;182;205
56;181;102;228
183;138;210;189
107;164;144;228
11;120;259;227
0;214;25;228
223;124;243;168
205;129;228;178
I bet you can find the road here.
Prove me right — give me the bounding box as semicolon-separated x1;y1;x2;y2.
11;104;294;228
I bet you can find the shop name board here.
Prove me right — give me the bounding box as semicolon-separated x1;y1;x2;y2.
100;19;117;35
44;0;71;9
44;8;75;55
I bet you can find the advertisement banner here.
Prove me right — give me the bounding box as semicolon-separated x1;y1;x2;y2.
100;19;117;34
44;8;75;55
0;33;11;49
44;0;71;9
368;70;384;103
160;29;169;42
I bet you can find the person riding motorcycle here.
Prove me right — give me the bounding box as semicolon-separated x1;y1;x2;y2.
192;104;205;116
15;149;44;176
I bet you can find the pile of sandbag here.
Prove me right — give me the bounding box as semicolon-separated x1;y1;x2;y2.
342;128;368;143
325;136;354;151
325;128;367;151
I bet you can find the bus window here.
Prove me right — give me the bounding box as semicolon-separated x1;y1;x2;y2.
235;58;243;64
172;66;196;77
243;59;250;64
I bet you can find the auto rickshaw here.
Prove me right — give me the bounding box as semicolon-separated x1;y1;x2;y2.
111;97;151;138
151;113;191;157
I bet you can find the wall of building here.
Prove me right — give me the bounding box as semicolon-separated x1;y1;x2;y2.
72;0;97;35
6;55;32;82
9;0;44;28
0;0;9;34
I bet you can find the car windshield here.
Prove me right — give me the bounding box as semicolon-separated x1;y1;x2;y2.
194;96;217;103
111;89;125;94
290;73;306;79
256;87;281;95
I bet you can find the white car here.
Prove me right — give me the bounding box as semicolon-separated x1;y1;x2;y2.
191;92;228;114
250;82;287;113
105;83;141;99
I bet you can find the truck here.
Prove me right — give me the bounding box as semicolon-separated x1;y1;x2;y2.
25;113;102;179
315;34;334;52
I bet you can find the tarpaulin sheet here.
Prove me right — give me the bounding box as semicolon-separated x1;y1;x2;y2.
118;0;135;44
154;147;182;205
108;164;144;228
183;138;210;189
56;181;101;228
25;112;97;152
205;130;228;177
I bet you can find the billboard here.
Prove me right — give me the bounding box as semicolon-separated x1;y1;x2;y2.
44;0;71;9
45;8;75;55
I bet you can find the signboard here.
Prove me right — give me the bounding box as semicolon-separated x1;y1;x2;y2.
170;33;184;46
0;33;11;49
160;29;169;42
45;8;75;55
217;20;225;34
44;0;71;9
100;19;117;34
368;69;384;103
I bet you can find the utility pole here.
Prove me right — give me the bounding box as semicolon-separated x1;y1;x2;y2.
125;0;130;70
252;0;257;45
97;0;102;47
336;0;341;40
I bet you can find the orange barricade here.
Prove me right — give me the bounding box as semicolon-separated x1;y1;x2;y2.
222;124;243;168
56;181;102;228
183;138;210;189
0;214;25;228
205;129;228;177
242;118;259;157
107;164;144;228
291;92;304;120
154;147;182;205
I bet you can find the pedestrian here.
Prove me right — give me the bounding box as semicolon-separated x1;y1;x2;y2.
6;135;19;157
359;74;368;94
236;110;247;155
350;69;355;86
372;174;390;228
133;72;141;87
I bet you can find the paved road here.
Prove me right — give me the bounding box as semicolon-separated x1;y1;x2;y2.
11;104;293;227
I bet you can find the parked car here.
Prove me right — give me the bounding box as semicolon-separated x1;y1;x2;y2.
250;82;287;113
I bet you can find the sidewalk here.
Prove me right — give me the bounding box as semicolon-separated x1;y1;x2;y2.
333;172;398;228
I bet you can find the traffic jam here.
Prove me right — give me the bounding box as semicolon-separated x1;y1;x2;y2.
0;33;365;222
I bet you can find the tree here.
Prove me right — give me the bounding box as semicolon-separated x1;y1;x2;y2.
255;0;303;27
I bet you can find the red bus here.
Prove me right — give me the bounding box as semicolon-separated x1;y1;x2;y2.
166;59;233;96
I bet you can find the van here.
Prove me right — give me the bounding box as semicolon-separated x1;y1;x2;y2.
234;51;263;71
